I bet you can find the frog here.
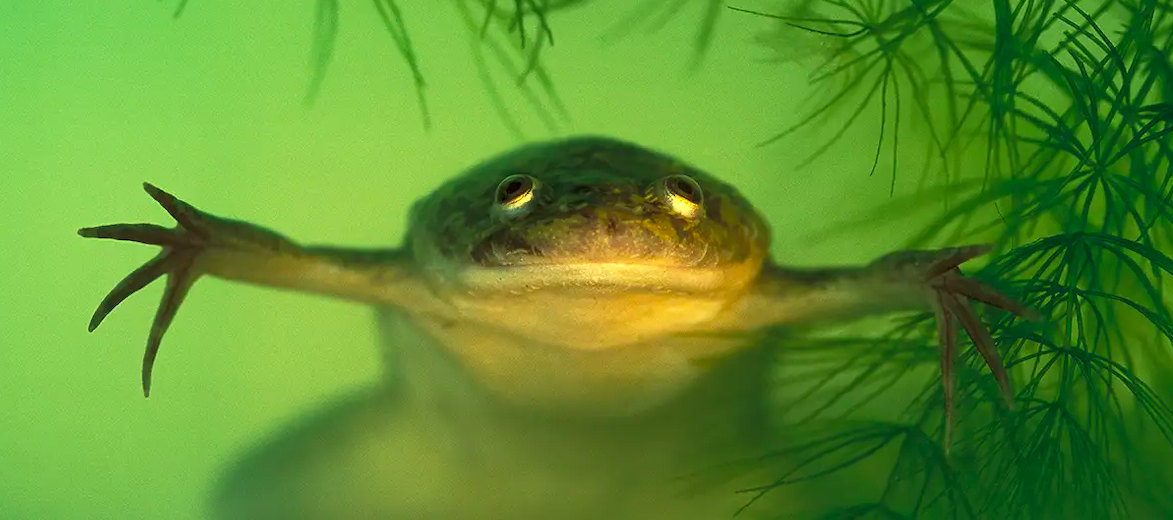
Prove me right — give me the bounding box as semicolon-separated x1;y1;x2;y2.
80;136;1035;520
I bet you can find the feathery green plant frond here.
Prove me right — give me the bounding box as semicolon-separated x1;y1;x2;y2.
172;0;190;19
454;0;571;139
741;0;1173;518
603;0;726;67
306;0;339;107
476;0;557;50
173;1;574;135
169;0;729;135
297;0;431;127
736;422;918;515
371;0;431;128
729;0;977;194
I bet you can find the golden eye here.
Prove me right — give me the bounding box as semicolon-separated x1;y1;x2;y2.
655;175;704;219
494;174;538;215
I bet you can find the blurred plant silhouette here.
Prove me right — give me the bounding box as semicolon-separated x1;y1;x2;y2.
173;0;725;137
163;0;1173;518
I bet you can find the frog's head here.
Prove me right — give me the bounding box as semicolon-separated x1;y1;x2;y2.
408;136;770;300
402;137;773;414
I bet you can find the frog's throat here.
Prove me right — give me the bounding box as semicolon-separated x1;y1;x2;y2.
452;262;759;295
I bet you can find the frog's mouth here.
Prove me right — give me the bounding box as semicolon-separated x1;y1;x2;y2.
466;208;743;269
453;218;765;294
434;201;768;295
454;261;759;295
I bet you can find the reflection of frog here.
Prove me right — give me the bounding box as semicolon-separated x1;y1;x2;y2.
81;136;1032;519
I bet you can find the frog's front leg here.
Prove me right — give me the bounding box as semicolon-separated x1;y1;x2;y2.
715;245;1038;448
79;183;441;396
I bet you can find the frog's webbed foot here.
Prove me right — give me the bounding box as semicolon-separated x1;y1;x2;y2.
80;183;233;397
871;245;1039;450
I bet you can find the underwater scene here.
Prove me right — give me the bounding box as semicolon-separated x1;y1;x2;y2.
3;1;1173;519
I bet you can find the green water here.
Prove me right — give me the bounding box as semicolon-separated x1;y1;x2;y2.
3;2;1171;519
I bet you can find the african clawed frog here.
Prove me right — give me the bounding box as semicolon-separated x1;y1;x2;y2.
81;136;1033;520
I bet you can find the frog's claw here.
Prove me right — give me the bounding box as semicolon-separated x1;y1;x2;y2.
82;184;423;396
80;183;209;397
901;245;1038;452
928;291;958;449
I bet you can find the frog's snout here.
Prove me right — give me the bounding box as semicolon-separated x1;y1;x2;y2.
470;205;705;267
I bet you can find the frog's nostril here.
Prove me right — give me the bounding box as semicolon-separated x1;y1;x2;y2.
571;184;593;195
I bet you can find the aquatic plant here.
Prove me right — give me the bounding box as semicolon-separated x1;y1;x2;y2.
297;0;577;136
727;0;1173;518
440;0;726;135
172;0;727;136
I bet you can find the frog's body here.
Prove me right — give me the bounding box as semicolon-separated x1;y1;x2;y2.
216;311;788;520
81;136;1032;520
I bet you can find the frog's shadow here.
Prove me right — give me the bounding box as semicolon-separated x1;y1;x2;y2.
207;307;417;518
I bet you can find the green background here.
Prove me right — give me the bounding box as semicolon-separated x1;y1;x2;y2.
0;2;933;519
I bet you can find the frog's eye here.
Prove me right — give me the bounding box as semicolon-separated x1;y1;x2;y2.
654;174;704;219
494;174;538;215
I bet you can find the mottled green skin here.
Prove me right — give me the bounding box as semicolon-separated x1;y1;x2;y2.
406;137;770;273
